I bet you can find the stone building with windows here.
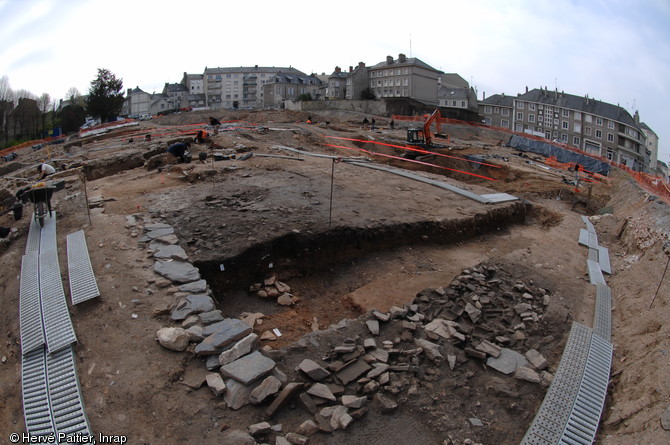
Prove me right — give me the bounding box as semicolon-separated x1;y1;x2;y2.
262;72;323;108
479;94;515;129
367;54;442;105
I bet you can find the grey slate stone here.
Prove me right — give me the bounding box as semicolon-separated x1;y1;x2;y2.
218;333;258;366
298;359;330;381
171;294;215;321
223;378;254;410
249;375;282;405
152;244;189;261
220;350;276;385
145;227;175;239
178;279;209;293
154;260;201;283
199;310;224;325
486;348;529;375
195;319;253;356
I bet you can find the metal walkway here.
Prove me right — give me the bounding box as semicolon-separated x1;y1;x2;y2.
521;216;614;444
66;230;100;305
19;213;93;438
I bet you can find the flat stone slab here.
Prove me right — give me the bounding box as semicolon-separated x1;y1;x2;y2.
220;350;276;385
152;244;189;261
154;260;201;283
196;319;253;355
145;227;175;239
171;294;215;320
486;348;529;375
336;359;371;385
179;279;208;294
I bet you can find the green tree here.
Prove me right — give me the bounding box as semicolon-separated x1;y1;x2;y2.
298;93;312;101
87;68;124;122
58;104;86;133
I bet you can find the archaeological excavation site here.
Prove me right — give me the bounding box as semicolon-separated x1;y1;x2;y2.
0;109;668;445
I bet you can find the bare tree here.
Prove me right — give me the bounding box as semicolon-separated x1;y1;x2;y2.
0;75;14;144
37;93;51;136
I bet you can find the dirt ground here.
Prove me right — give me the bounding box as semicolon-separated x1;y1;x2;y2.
0;109;668;445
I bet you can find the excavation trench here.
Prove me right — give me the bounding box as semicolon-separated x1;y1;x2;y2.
192;201;526;343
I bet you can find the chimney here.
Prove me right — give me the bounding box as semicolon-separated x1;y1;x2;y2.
525;86;528;93
335;66;341;73
398;53;406;63
634;110;640;125
358;62;365;68
349;66;353;73
482;91;486;100
386;56;394;64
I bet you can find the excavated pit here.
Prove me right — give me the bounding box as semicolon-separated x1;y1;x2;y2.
190;201;526;344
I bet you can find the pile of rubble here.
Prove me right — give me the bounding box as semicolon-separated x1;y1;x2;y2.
250;276;299;306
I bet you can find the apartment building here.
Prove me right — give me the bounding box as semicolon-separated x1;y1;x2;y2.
123;87;150;116
639;121;659;173
181;72;203;95
513;88;646;171
162;83;188;111
327;67;348;100
262;72;323;108
479;94;514;129
203;66;304;109
367;54;442;105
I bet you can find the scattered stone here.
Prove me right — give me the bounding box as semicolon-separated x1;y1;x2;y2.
415;338;444;362
199;310;224;325
464;302;481;323
307;383;336;401
525;349;549;370
205;373;226;396
374;393;398;413
465;348;487;360
366;319;380;335
196;319;253;355
265;383;305;417
475;340;502;358
335;359;371;385
372;311;391;322
260;330;278;341
249;375;282;405
469;417;484;427
367;363;390;379
277;293;294;306
298;392;318;414
220;429;256;445
298;359;330;381
363;338;377;350
486;348;529;375
152;244;189;261
661;405;670;430
220;350;276;385
276;437;291;445
239;312;265;328
205;355;220;371
285;432;309;445
447;354;457;370
515;366;542;383
296;420;319;437
248;421;272;436
181;315;199;329
156;327;189;352
218;333;258;365
342;395;366;409
185;325;204;342
178;279;208;294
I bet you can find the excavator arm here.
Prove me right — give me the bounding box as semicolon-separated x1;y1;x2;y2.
422;108;442;146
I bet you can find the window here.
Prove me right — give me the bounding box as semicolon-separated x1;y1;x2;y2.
607;133;614;142
494;107;499;113
403;78;408;86
502;108;509;116
501;119;509;128
608;121;615;129
585;115;592;123
370;81;375;88
517;112;524;120
585;127;592;136
562;109;569;117
574;112;581;120
529;103;536;111
485;106;492;113
596;117;603;126
596;129;602;138
606;148;613;160
461;101;466;107
484;117;492;125
562;121;569;129
452;100;457;106
574;123;581;133
561;133;568;142
528;114;535;123
573;136;580;146
518;101;525;109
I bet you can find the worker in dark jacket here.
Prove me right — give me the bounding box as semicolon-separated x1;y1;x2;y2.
166;142;191;163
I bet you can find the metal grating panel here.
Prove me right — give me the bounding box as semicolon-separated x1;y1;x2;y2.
561;334;613;444
21;347;55;435
25;215;42;254
587;248;599;263
67;230;100;305
587;260;606;286
20;253;46;355
39;249;77;353
38;212;58;254
597;246;611;274
581;216;596;233
520;323;593;445
594;284;612;342
46;345;92;436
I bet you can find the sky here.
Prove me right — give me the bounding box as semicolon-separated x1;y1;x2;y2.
1;0;669;163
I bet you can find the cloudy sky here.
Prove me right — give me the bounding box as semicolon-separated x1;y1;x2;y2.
1;0;669;163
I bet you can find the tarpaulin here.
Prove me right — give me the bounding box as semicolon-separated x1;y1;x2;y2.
507;135;610;175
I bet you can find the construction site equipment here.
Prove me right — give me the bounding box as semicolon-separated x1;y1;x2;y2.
405;109;445;158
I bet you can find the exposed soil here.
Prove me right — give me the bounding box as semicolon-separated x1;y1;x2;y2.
0;109;668;445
